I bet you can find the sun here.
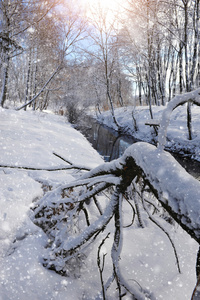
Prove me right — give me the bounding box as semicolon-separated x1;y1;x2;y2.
85;0;120;11
81;0;123;23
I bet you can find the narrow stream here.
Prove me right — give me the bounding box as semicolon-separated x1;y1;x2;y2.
77;117;200;179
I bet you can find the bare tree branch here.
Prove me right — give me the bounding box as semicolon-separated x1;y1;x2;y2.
97;233;110;300
16;64;62;111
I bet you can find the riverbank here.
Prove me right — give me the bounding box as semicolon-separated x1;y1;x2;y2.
95;104;200;162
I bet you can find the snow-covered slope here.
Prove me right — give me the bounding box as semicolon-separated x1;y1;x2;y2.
0;108;103;299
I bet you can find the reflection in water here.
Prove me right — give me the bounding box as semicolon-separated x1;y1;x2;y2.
78;117;200;178
82;120;138;162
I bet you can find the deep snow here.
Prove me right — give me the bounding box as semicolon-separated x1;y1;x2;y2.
0;107;199;299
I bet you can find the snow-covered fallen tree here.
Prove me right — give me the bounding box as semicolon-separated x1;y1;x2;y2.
32;141;200;299
1;88;195;299
31;88;200;299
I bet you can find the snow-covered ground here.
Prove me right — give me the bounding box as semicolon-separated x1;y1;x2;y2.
96;103;200;161
0;107;199;300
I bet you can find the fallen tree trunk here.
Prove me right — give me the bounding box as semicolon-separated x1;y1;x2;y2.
123;142;200;244
32;141;200;299
62;140;200;245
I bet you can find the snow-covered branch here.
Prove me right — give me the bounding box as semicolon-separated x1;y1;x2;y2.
158;87;200;150
124;142;200;243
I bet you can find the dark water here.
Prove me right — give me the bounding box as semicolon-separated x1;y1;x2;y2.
78;117;200;179
80;120;138;162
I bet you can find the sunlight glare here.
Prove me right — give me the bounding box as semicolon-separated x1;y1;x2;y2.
81;0;123;23
84;0;120;11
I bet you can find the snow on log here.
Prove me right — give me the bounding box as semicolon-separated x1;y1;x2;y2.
123;142;200;243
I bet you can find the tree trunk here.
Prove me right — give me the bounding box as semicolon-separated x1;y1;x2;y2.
183;0;193;140
178;45;183;94
24;52;31;111
117;79;124;107
189;0;199;90
187;101;192;140
0;56;9;107
107;86;121;130
32;63;38;111
147;0;154;119
105;56;122;131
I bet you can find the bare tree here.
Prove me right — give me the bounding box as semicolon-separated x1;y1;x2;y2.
16;2;88;111
0;0;61;107
83;6;126;131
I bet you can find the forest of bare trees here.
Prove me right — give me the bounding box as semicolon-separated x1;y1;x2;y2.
0;0;197;114
0;0;200;121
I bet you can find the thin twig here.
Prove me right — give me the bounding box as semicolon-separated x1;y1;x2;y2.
123;195;136;228
53;152;91;171
0;164;77;171
82;207;90;226
141;188;181;274
93;196;103;215
53;152;73;165
97;233;110;300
